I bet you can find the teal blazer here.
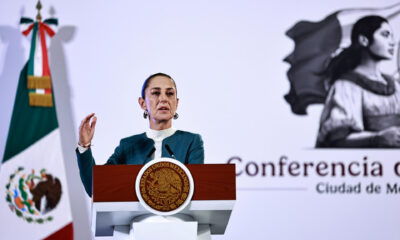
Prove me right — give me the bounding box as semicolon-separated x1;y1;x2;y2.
76;130;204;196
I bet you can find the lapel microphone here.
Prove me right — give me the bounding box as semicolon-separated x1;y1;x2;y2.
165;144;176;159
143;147;156;165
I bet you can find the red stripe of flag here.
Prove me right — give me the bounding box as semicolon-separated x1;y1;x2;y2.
39;23;51;77
22;23;35;36
43;222;74;240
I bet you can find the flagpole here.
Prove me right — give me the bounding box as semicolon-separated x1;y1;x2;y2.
36;0;42;22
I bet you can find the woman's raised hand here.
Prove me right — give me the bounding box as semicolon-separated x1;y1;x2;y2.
78;113;97;147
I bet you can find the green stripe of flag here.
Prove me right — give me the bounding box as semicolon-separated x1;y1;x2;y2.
20;17;34;24
27;23;38;76
43;18;58;25
2;63;58;163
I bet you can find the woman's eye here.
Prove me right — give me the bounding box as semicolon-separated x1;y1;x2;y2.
152;91;160;95
381;31;390;38
167;92;175;96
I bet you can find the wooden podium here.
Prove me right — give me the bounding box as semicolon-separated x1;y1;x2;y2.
92;164;236;239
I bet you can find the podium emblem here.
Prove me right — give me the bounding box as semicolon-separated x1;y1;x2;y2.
135;158;194;215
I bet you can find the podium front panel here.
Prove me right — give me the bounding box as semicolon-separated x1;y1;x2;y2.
92;164;236;236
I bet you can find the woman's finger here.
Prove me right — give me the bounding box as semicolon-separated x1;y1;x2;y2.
82;113;95;126
90;116;97;130
82;113;95;124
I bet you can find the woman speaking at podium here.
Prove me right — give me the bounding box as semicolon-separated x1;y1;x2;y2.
76;73;204;196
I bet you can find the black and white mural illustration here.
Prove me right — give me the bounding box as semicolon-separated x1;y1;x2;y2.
284;3;400;148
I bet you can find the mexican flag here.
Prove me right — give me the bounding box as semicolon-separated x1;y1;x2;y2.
0;17;73;239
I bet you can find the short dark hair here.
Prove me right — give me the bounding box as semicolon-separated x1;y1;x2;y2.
141;73;177;98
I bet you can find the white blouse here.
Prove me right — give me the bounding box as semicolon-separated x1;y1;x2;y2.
146;127;176;159
317;73;400;145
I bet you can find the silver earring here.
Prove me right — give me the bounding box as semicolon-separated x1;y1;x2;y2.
173;112;179;119
143;110;148;119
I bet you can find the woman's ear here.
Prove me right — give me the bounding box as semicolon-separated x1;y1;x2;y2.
138;97;147;110
358;35;369;47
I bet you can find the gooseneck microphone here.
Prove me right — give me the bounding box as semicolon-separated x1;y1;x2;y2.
142;147;156;165
165;144;176;159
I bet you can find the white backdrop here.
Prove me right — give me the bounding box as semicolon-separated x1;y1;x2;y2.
1;0;400;239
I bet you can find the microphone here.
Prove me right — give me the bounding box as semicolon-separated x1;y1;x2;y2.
143;147;156;165
165;144;176;159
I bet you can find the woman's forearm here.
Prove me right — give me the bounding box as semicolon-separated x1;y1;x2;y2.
331;131;380;148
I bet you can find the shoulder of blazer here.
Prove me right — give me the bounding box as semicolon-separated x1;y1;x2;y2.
168;130;200;141
120;132;150;146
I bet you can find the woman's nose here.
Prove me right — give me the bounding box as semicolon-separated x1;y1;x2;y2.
389;37;396;46
159;93;168;101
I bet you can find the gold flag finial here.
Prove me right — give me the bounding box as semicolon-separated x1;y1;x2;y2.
36;0;42;21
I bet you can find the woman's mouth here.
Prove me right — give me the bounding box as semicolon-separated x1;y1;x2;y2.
158;107;169;111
